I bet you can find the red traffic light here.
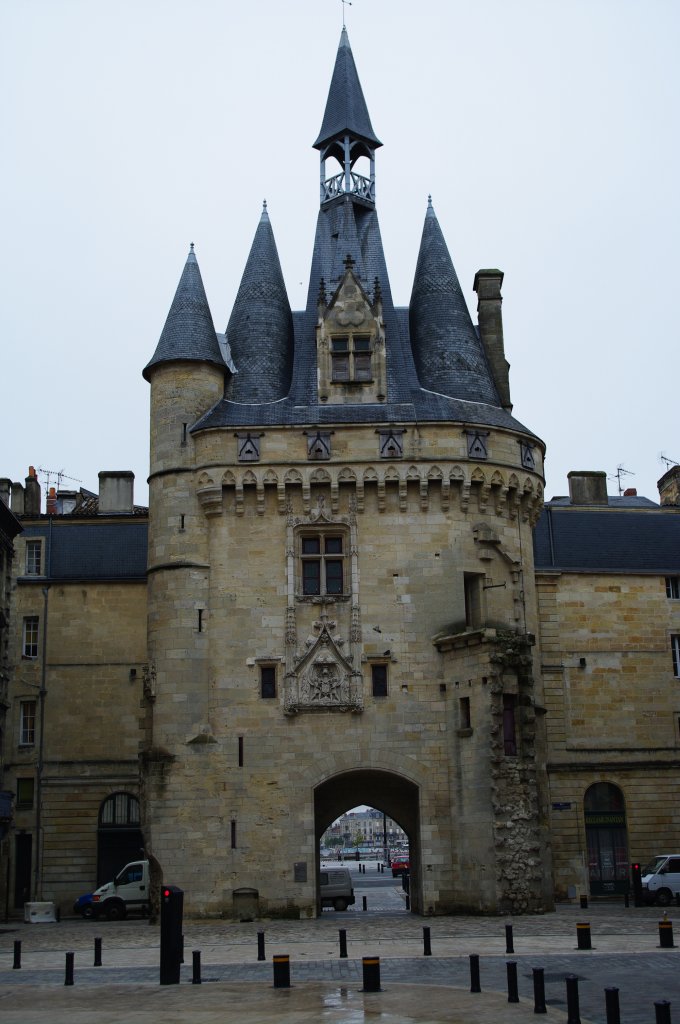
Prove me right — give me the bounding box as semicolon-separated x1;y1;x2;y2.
163;889;171;897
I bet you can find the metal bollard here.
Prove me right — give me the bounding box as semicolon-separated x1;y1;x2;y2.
180;933;184;964
566;974;581;1024
655;1001;672;1024
362;895;367;912
12;940;21;970
505;923;514;954
469;953;481;993
533;967;547;1014
339;929;348;958
605;986;621;1024
580;894;588;909
506;960;519;1003
405;893;410;911
624;892;630;908
257;930;266;961
94;936;102;967
272;954;291;989
192;950;201;984
65;951;74;987
659;919;675;948
362;956;381;992
576;922;592;950
423;926;432;956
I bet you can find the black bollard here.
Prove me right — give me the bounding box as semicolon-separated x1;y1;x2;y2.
566;974;581;1024
180;933;184;964
576;922;592;950
272;954;291;989
192;950;201;984
362;895;367;912
339;929;348;958
94;936;102;967
469;954;481;993
659;919;675;948
655;1001;672;1024
505;923;514;954
65;951;74;987
362;956;381;992
506;960;519;1003
405;893;410;911
605;986;621;1024
624;892;630;908
580;894;588;909
533;967;547;1014
12;940;21;970
423;926;432;956
257;930;266;961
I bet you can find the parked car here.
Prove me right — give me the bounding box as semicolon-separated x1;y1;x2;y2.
391;856;410;877
91;860;150;920
73;892;94;919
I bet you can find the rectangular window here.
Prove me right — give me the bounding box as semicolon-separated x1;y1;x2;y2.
666;578;680;599
16;778;35;809
260;665;276;698
22;617;39;659
371;663;388;697
300;532;345;596
673;635;680;678
19;701;37;746
503;694;517;756
25;540;42;576
464;574;483;629
459;696;471;730
331;334;372;382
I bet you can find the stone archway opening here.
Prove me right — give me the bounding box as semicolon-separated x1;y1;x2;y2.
314;768;421;914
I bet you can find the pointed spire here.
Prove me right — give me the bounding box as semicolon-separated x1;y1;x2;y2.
313;28;382;151
143;245;225;381
409;200;500;405
225;207;294;403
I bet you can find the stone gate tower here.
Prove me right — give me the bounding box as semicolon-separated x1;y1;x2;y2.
142;28;551;916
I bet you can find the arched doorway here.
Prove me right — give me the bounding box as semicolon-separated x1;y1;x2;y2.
314;769;420;913
97;792;144;885
584;782;629;895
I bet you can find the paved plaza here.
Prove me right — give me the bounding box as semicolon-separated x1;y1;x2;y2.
1;871;678;1023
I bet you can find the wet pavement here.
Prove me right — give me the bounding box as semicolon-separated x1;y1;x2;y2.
1;871;678;1024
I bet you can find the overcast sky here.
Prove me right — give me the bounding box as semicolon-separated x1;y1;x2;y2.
2;0;678;507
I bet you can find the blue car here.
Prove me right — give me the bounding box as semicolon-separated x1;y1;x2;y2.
73;892;94;919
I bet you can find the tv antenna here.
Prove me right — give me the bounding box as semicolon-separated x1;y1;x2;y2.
609;464;634;496
660;453;679;471
37;467;82;491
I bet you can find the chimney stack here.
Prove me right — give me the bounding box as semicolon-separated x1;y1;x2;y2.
24;466;42;516
98;471;134;514
0;479;10;508
473;269;512;411
46;486;58;515
568;470;608;506
658;465;680;507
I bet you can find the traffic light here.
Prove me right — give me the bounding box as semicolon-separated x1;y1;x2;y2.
160;885;184;985
631;862;643;907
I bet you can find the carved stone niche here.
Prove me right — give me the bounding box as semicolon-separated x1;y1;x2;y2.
284;623;363;715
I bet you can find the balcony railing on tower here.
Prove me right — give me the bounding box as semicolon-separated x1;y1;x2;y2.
321;171;375;205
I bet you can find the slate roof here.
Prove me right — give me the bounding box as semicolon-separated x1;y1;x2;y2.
143;246;225;381
410;199;499;405
19;521;148;580
224;205;294;403
313;28;382;151
533;502;680;573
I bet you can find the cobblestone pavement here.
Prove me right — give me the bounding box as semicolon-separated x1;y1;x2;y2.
1;899;678;1023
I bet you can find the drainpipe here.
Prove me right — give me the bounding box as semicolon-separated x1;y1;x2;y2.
33;583;49;900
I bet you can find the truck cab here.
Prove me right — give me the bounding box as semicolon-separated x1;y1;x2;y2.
91;860;150;920
641;855;680;906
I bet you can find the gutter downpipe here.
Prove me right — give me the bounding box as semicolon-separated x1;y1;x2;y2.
33;515;52;901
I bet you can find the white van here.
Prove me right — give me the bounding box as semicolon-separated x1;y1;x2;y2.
641;855;680;906
91;860;150;920
320;867;355;911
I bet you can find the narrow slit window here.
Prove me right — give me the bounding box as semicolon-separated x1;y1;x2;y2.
371;663;388;697
260;665;276;698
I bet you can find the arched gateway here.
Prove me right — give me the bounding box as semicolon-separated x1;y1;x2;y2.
315;770;420;912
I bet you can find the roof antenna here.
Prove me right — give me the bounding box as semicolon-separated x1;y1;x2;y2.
342;0;352;28
660;452;679;470
609;464;634;496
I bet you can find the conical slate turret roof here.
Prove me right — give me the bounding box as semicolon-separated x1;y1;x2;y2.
313;27;382;150
224;204;294;403
143;246;225;381
409;199;499;405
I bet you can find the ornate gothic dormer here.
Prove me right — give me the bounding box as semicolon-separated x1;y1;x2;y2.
316;255;386;405
313;27;382;208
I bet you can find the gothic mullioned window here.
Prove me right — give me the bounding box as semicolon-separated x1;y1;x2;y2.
330;334;372;382
300;531;346;596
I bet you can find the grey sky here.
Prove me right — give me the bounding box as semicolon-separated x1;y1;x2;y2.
2;0;678;506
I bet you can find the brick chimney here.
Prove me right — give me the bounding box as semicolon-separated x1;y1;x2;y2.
98;471;134;514
24;466;42;516
473;269;512;411
46;486;58;515
568;470;608;506
658;465;680;507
